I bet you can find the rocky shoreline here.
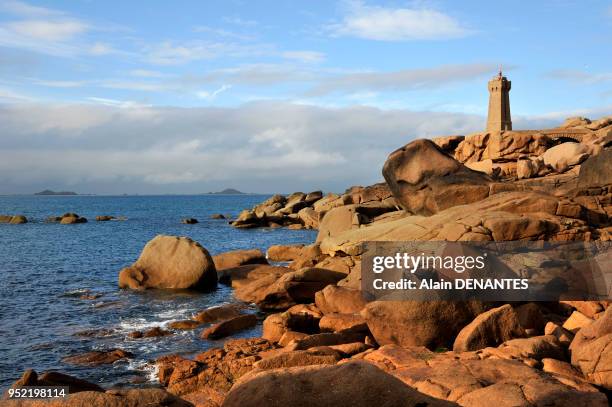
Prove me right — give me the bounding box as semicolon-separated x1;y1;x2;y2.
3;115;611;406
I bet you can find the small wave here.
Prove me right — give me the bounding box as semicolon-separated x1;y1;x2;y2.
123;359;159;383
60;288;92;297
156;307;194;319
118;318;165;332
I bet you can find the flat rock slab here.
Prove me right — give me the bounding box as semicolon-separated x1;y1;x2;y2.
201;314;257;340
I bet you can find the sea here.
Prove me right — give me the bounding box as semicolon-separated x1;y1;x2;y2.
0;194;317;389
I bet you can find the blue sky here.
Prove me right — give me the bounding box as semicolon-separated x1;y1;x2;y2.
0;0;611;194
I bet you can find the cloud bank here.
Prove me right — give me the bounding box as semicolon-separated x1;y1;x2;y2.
0;99;597;195
0;101;489;194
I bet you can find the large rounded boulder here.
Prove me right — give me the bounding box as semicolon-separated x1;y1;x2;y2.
222;360;454;407
362;300;486;349
119;235;217;290
382;139;492;215
577;149;611;189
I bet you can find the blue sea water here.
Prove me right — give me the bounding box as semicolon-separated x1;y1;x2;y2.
0;195;317;389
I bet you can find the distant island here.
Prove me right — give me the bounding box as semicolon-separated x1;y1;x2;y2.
206;188;246;195
34;190;78;196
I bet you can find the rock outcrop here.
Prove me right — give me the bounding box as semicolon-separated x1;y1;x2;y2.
0;215;27;224
47;213;87;224
360;345;607;406
201;314;258;339
231;185;399;230
3;387;191;406
363;301;486;349
95;215;115;221
453;304;525;351
118;235;217;290
213;249;268;270
62;349;133;365
222;361;455;407
181;218;199;224
320;191;583;256
382;139;493;215
570;307;612;389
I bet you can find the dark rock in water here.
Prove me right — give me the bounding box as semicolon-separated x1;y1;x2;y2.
129;327;172;339
79;292;102;300
118;235;217;291
9;369;104;394
9;215;27;224
63;348;133;365
61;288;99;298
0;214;28;224
200;314;257;339
231;209;260;228
127;375;148;384
168;320;201;330
47;212;87;224
210;213;226;219
181;217;199;224
73;328;116;338
96;215;115;221
93;300;122;309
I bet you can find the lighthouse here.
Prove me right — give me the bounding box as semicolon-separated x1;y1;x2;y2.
486;70;512;132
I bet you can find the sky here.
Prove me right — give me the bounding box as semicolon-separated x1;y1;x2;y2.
0;0;611;194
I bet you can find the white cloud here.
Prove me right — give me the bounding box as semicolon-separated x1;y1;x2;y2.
0;2;127;58
4;19;87;41
178;64;321;86
196;84;232;100
222;17;258;27
89;42;115;55
307;63;496;95
100;80;167;92
2;100;602;194
0;101;487;193
282;50;325;63
331;1;472;41
548;69;612;85
85;97;151;109
129;69;168;78
145;40;271;65
0;86;34;102
31;79;86;88
0;0;63;17
193;25;255;41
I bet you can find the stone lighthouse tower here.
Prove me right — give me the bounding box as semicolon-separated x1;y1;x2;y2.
486;70;512;132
